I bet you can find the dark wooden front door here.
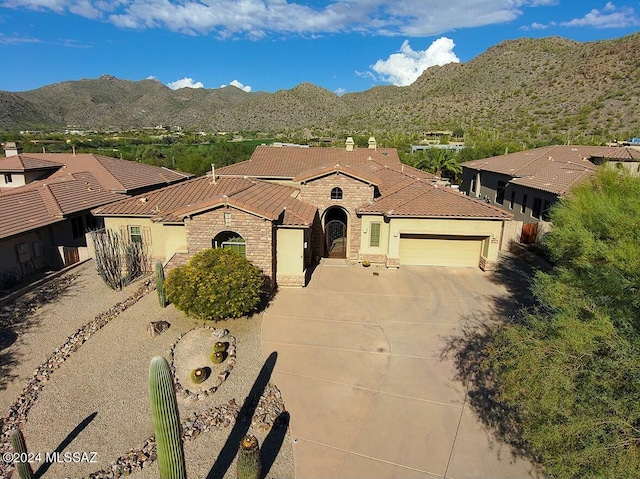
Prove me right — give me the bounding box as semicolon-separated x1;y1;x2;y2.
521;223;538;244
63;247;80;266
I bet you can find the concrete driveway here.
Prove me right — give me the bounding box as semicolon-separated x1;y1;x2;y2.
261;261;542;479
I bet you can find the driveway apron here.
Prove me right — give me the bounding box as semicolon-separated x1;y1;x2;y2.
262;262;542;479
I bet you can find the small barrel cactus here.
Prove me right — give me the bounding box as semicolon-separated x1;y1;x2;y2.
149;356;186;479
211;351;226;364
237;434;261;479
190;367;209;384
155;261;167;308
9;428;35;479
213;341;228;353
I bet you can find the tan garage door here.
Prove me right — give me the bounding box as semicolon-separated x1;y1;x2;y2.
399;234;485;267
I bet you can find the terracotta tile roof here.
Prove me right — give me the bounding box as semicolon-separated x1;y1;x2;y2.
0;155;63;172
459;145;630;195
0;172;125;239
93;175;317;227
509;161;595;195
219;145;440;196
0;153;191;240
293;163;380;185
20;153;192;192
0;189;61;238
217;145;401;178
93;176;253;221
358;180;512;219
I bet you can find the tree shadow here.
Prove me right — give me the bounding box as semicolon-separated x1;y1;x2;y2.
0;274;77;392
260;411;290;479
206;351;278;479
34;411;98;478
441;253;543;465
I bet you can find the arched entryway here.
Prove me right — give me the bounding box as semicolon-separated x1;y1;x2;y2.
324;207;348;258
212;230;246;257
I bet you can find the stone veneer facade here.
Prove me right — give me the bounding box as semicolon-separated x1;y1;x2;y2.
184;206;276;287
298;173;374;260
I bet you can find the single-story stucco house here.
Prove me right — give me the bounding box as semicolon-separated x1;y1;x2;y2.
93;139;512;288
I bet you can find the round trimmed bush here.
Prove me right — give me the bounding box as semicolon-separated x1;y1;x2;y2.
166;248;264;321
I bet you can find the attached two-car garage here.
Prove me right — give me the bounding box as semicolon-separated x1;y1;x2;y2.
399;234;487;268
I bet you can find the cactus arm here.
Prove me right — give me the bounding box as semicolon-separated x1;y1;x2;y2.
155;261;167;308
9;429;35;479
149;356;186;479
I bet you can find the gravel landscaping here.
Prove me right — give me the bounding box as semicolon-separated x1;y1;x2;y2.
0;261;293;479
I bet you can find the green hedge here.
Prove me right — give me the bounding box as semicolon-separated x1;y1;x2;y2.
165;248;264;321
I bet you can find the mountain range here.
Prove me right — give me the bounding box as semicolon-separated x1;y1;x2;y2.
1;33;639;142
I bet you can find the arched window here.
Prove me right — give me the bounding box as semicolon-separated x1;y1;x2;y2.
330;187;343;200
212;231;246;257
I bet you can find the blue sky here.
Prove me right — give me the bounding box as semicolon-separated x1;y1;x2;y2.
0;1;638;94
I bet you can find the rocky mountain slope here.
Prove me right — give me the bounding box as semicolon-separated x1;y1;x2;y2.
2;33;639;141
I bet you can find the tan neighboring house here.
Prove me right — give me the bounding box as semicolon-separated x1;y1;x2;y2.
94;139;512;289
0;145;191;287
460;145;640;243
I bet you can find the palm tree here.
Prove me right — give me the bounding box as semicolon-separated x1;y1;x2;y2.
410;148;462;181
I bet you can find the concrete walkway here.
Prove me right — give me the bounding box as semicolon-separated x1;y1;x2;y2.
262;262;542;479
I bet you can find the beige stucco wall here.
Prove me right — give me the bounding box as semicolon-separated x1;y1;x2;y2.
276;228;306;287
359;215;390;263
0;232;48;280
102;217;187;263
359;215;505;269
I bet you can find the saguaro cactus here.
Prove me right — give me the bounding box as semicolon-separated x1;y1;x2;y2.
9;428;35;479
236;434;261;479
149;356;186;479
155;261;167;308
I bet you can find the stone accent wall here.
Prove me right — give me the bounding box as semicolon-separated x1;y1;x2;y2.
185;207;275;287
360;253;388;265
501;220;522;251
479;255;496;271
276;273;306;288
299;173;374;260
386;257;400;268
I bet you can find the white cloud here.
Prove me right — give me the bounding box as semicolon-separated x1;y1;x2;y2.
1;0;563;38
334;87;346;96
0;32;41;44
521;21;555;30
220;79;252;92
371;37;460;87
561;2;640;29
167;77;204;90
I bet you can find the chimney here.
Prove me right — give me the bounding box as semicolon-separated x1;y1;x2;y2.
345;137;354;152
211;164;216;184
368;136;377;150
3;142;22;157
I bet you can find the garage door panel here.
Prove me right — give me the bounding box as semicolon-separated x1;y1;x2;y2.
399;235;484;268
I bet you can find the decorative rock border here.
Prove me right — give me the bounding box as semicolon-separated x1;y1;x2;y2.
169;327;237;401
0;273;288;479
0;278;153;479
86;382;286;479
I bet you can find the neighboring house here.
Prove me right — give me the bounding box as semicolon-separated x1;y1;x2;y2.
459;145;640;242
94;138;512;288
0;146;191;286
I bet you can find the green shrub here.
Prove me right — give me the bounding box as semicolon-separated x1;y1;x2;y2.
165;248;264;321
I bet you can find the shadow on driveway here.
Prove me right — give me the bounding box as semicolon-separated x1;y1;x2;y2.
442;254;544;468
